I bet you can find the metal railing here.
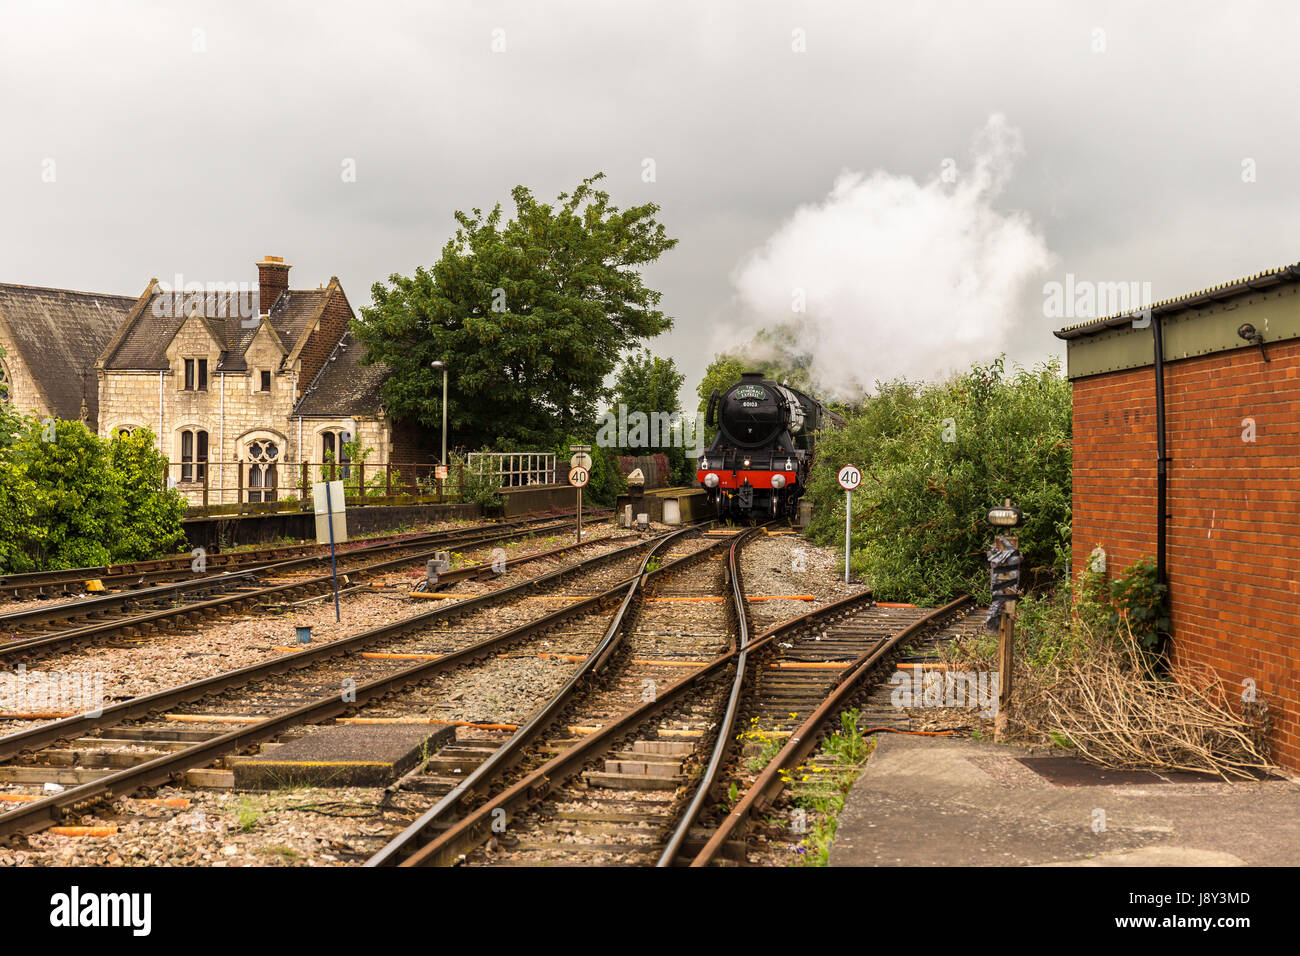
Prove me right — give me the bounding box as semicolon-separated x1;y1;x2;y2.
166;460;466;516
465;452;556;488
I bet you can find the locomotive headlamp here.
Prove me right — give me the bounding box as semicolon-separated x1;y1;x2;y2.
784;459;794;471
704;473;720;489
771;474;786;489
699;456;708;470
742;459;751;467
987;504;1023;527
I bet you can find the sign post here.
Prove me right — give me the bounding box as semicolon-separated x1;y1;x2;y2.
568;464;590;542
313;480;348;622
985;499;1023;742
837;465;861;584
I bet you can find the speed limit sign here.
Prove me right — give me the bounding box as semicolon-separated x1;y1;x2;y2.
837;464;861;584
569;466;590;544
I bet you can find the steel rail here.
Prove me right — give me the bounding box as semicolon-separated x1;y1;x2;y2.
0;510;603;599
0;531;679;839
388;530;774;868
654;525;761;866
0;518;590;663
0;514;581;630
0;531;663;764
365;523;721;867
687;593;973;866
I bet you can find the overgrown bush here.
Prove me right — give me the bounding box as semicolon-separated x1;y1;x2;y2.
0;419;185;572
806;356;1071;604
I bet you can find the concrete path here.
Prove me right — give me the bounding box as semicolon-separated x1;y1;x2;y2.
830;734;1300;866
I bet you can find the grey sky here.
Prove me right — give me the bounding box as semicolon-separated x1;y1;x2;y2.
4;1;1299;407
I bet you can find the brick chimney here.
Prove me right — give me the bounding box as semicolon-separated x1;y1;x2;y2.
257;255;290;315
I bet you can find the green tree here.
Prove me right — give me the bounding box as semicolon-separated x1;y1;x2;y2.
355;174;677;450
610;349;692;484
0;419;187;573
108;427;187;561
805;357;1072;605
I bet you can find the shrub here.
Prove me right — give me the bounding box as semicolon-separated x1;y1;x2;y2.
805;356;1071;605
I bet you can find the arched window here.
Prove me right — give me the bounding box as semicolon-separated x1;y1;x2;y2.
179;428;208;482
0;359;10;404
321;429;352;478
246;438;279;503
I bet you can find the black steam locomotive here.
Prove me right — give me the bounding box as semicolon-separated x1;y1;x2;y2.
697;372;842;520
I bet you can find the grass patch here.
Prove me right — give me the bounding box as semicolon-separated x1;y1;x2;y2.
775;709;877;867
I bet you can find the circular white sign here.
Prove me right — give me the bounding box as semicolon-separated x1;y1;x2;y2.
568;466;590;488
837;465;862;491
570;453;592;471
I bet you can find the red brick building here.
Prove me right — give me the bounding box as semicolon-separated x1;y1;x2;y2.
1055;262;1300;771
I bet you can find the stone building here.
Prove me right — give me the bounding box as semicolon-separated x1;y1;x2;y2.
3;257;427;506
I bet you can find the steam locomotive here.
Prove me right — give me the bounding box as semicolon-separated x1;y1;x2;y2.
697;372;842;520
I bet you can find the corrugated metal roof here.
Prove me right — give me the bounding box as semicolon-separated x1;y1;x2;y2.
1053;262;1300;340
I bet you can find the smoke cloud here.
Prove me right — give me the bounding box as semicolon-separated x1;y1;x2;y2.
725;114;1056;400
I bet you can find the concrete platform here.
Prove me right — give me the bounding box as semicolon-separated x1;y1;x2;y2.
830;734;1300;866
230;723;454;789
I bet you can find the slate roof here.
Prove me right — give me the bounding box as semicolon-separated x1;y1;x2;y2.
292;331;389;418
99;286;331;371
0;283;136;424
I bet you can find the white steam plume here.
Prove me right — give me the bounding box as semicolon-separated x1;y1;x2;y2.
726;114;1056;400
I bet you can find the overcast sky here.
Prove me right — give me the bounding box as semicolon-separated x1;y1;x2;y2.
5;1;1300;405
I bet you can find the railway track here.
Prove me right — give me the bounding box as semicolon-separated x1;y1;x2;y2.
366;525;767;866
366;533;974;867
0;525;710;840
0;514;598;663
0;511;599;602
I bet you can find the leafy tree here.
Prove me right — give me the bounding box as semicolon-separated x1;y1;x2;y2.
610;349;692;484
612;349;684;428
108;427;187;561
0;419;187;572
805;357;1072;605
355;174;677;451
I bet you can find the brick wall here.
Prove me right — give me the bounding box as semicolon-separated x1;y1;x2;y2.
295;283;351;400
1072;339;1300;770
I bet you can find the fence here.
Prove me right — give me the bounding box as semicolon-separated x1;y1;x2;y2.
166;460;465;516
465;452;557;487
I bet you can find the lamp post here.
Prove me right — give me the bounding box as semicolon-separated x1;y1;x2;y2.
431;360;448;465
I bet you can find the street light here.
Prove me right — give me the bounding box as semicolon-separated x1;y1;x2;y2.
431;360;448;465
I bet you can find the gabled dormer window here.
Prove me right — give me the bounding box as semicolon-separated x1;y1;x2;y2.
184;358;209;391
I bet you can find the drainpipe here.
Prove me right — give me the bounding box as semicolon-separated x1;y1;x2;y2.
158;371;164;450
220;372;225;506
1152;313;1171;656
